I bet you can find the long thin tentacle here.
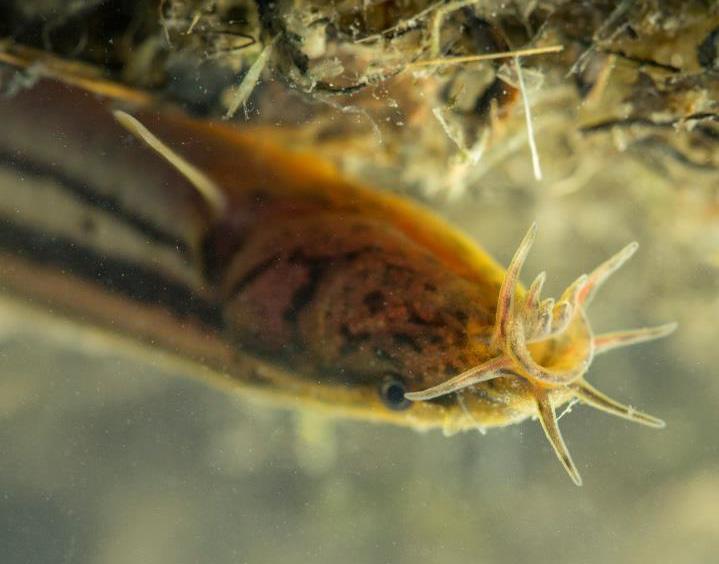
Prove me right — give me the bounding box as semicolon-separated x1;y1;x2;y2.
558;273;588;316
527;297;556;341
577;242;638;308
535;306;553;338
540;274;588;338
524;271;546;312
491;223;537;348
546;300;572;337
535;389;583;486
405;356;511;401
572;379;665;428
539;297;555;319
592;322;678;355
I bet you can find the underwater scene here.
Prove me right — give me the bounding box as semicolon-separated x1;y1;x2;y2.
0;2;717;563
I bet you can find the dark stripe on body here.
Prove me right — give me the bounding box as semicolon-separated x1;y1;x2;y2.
283;250;330;324
0;218;223;328
0;148;193;260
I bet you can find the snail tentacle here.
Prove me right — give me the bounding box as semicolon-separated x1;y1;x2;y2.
571;379;665;428
592;323;678;355
404;356;512;401
535;388;583;486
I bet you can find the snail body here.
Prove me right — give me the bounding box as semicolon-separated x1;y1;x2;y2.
0;71;674;485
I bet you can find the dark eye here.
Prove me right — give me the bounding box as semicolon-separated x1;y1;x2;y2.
380;376;411;410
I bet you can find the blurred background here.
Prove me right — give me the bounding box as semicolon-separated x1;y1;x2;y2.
0;1;718;563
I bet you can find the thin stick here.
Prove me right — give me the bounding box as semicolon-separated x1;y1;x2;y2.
515;56;543;181
224;37;276;119
406;44;563;69
556;398;579;421
355;0;445;44
0;46;153;106
186;12;202;34
113;111;227;219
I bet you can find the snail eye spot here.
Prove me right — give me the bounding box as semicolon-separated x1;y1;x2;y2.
380;376;411;410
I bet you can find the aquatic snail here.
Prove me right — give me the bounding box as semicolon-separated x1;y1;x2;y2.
113;109;675;487
0;65;675;487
